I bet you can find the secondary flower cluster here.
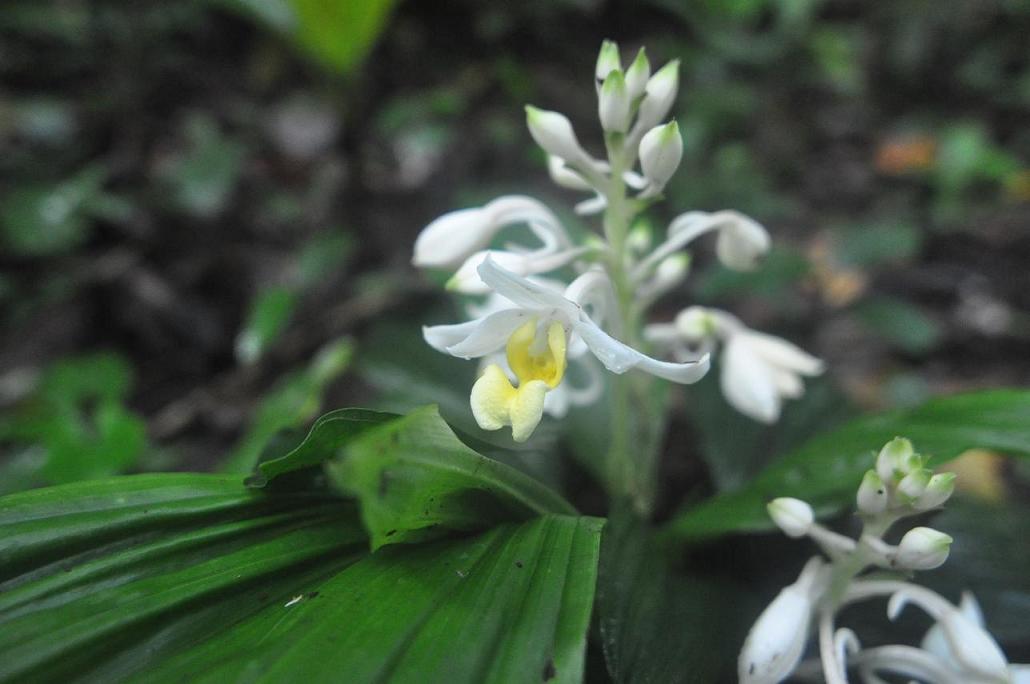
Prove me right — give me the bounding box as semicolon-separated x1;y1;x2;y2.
740;438;1028;684
412;40;823;441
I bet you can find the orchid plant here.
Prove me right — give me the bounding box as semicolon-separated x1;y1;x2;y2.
412;40;823;511
741;438;1030;684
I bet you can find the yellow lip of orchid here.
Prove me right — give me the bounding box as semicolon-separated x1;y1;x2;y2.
470;318;568;442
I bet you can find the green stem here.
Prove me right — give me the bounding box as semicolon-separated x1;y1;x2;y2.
602;137;663;515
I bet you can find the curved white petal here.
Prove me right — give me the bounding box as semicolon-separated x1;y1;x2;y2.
477;257;578;316
574;193;608;216
715;212;771;271
721;335;781;423
573;317;710;383
449;247;587;295
743;331;824;376
423;319;481;354
547;155;593;191
413;207;491;268
564;269;613;327
445;309;533;358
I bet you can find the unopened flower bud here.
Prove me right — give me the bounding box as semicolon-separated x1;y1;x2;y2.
895;527;952;570
636;60;680;132
715;212;771;271
595;40;621;82
897;468;932;503
674;306;712;342
767;497;814;538
875;437;915;483
915;473;957;510
856;469;888;515
625;47;650;100
738;558;823;684
525;106;590;165
627;222;652;254
639;121;682;193
654;253;689;287
599;70;631;133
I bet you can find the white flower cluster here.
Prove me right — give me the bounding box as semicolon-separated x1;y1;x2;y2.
740;438;1029;684
412;40;822;442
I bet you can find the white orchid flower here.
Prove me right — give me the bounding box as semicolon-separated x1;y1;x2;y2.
645;306;823;423
413;195;570;269
446;245;594;295
423;258;709;441
632;210;771;281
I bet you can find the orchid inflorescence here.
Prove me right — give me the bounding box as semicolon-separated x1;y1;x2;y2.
740;437;1029;684
412;39;823;443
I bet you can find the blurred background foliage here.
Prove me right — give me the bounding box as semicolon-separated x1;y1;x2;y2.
2;0;1030;677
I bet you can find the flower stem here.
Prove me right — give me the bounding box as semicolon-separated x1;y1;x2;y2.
602;139;662;515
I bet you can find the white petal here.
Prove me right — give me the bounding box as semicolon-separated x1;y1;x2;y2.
413;207;491;268
770;366;804;399
563;270;613;326
477;257;578;316
573;317;710;383
446;309;533;358
423;319;480;353
721;335;781;423
449;247;587;295
743;331;824;376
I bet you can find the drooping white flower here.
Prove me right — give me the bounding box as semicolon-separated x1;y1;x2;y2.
888;586;1010;682
739;557;826;684
631;210;770;282
413;195;569;269
424;258;710;441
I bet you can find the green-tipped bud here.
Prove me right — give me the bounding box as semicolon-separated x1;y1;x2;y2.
876;437;915;483
625;47;650;100
525;106;589;165
856;469;888;515
897;468;932;503
636;60;680;132
638;120;682;193
915;472;957;510
599;69;631;133
595;40;621;81
895;527;952;570
767;497;814;538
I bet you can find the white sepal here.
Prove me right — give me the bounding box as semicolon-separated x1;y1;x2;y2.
447;247;589;295
894;527;952;570
599;69;631;133
767;497;814;538
638;121;682;196
525;106;592;166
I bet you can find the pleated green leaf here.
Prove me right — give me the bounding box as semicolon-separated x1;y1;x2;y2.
0;474;603;684
665;389;1030;541
328;405;578;549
